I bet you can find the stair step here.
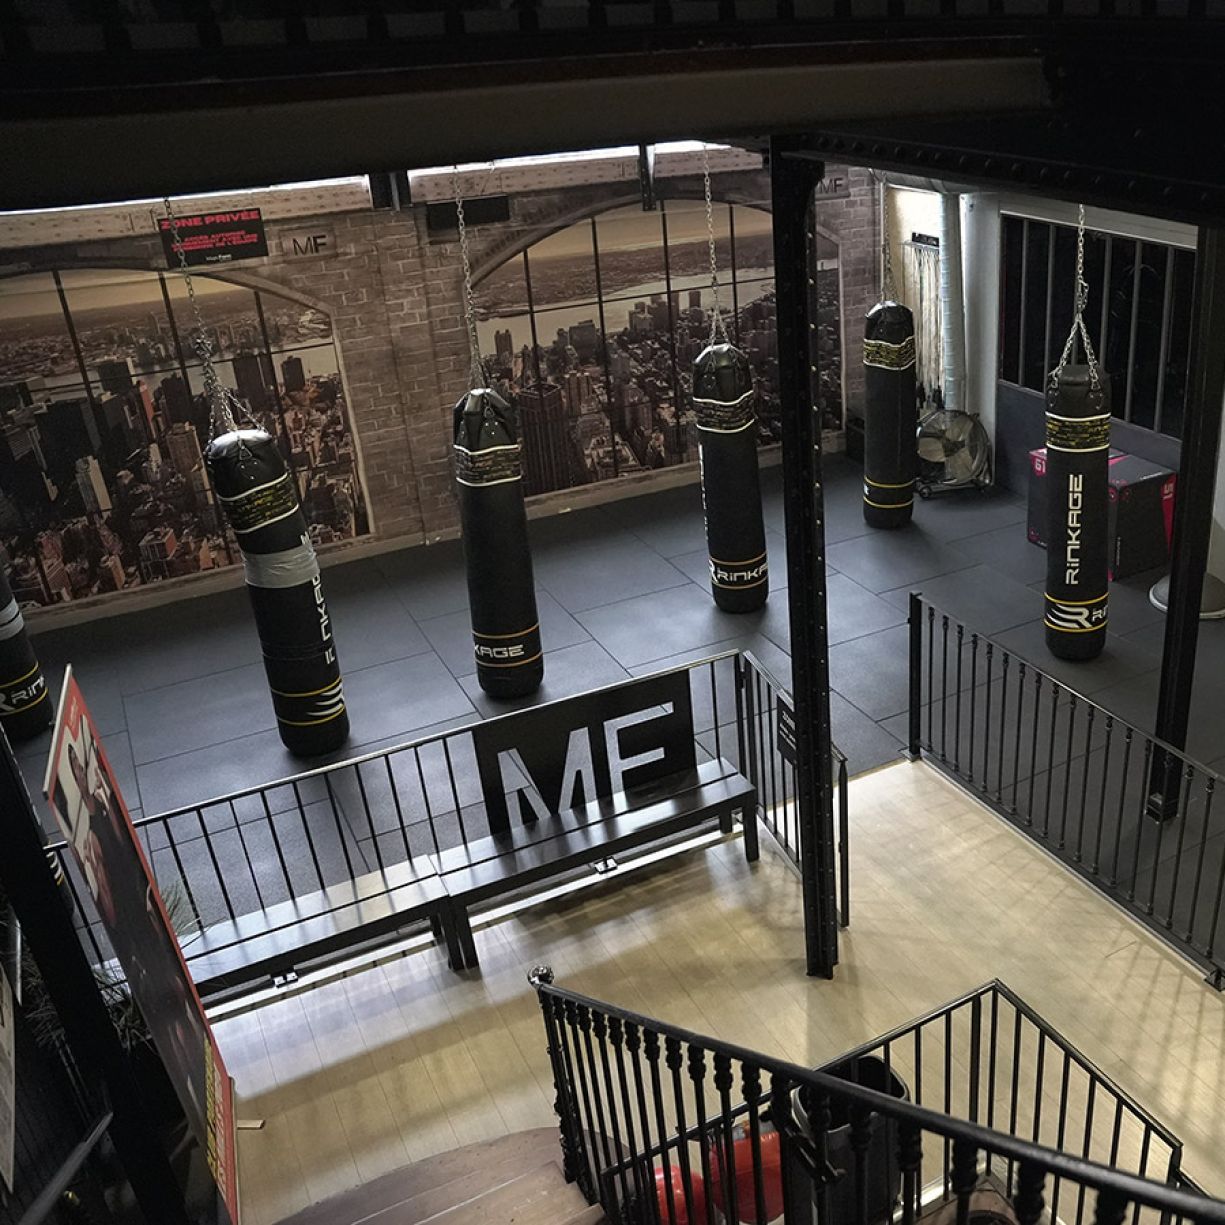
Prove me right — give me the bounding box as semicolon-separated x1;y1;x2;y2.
273;1129;565;1225
416;1163;590;1225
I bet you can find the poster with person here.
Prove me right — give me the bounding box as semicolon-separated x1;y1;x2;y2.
43;669;237;1225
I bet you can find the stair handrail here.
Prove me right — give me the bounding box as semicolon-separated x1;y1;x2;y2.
529;966;1222;1222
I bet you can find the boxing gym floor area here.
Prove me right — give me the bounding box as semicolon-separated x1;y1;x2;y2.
16;451;1222;827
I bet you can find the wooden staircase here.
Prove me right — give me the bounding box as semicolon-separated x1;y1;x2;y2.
275;1129;603;1225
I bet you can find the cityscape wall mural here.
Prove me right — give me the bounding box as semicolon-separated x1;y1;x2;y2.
473;200;843;496
0;268;368;606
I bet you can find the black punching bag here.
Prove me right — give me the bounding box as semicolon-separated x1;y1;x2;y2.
692;342;768;613
454;388;543;698
1044;365;1111;660
0;569;51;741
862;301;918;528
206;429;349;755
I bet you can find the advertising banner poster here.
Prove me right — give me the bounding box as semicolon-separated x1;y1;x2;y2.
43;670;238;1225
158;208;268;267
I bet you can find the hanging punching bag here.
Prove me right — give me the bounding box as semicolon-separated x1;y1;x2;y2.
692;342;768;613
1044;365;1111;660
862;301;918;528
454;388;544;698
0;568;50;741
206;429;349;755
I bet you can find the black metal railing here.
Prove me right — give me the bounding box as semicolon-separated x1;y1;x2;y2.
908;593;1225;989
48;649;784;990
739;651;850;928
530;968;1212;1225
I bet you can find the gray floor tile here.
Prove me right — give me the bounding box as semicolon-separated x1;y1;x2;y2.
598;482;707;557
828;625;913;722
341;652;476;749
126;661;277;766
376;539;471;621
952;523;1050;587
883;565;1041;637
459;640;629;718
576;582;753;668
325;581;433;672
534;535;690;614
419;590;589;678
830;692;906;777
910;488;1027;542
827;573;909;646
826;525;977;594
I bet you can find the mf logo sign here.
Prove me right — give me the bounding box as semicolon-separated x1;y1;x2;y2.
280;227;335;259
471;671;697;830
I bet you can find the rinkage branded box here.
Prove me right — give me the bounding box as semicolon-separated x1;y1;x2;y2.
1028;447;1176;579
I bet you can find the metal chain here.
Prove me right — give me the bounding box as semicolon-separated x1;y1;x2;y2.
1052;203;1101;390
880;175;897;303
702;144;729;346
162;196;242;437
452;166;487;388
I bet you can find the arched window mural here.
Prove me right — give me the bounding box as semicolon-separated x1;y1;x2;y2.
474;201;843;497
0;268;368;605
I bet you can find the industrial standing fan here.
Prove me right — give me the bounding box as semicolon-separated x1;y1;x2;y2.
915;394;991;497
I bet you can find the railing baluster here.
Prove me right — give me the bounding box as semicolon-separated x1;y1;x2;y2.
1014;1161;1047;1225
442;738;469;846
710;662;722;761
1050;1051;1072;1223
952;1137;978;1225
1164;763;1195;930
1026;669;1042;826
850;1098;874;1225
687;1046;719;1225
1134;1128;1153;1225
322;774;357;881
944;1011;953;1197
968;632;979;786
1147;765;1173;917
384;754;412;862
1075;706;1095;861
741;1063;770;1225
196;806;236;920
734;655;747;775
291;779;326;889
1092;716;1113;875
1129;740;1155;902
576;1005;616;1205
899;1121;923;1225
414;749;443;858
1096;1187;1131;1225
986;989;1000;1158
1032;1032;1046;1147
665;1036;699;1225
940;615;950;763
608;1017;643;1213
1076;1077;1099;1225
592;1012;632;1214
1111;728;1133;887
646;1030;680;1225
1011;661;1026;815
625;1021;660;1223
532;978;588;1195
161;820;202;928
926;605;935;750
1007;1006;1022;1195
229;798;262;907
353;763;384;871
996;650;1010;805
259;789;294;898
1059;696;1078;850
954;624;964;774
981;639;993;782
1185;777;1215;947
1043;683;1060;838
713;1052;740;1225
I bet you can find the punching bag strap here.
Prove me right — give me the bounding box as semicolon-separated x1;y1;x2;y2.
1050;204;1102;396
452;165;489;390
702;144;730;347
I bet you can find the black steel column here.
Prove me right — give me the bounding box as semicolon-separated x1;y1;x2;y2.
1149;227;1225;814
770;137;838;978
0;732;191;1224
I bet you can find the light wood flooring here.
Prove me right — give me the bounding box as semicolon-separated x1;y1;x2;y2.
212;760;1225;1225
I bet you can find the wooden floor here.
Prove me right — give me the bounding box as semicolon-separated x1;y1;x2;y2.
213;760;1225;1225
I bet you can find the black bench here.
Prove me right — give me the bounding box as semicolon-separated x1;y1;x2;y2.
184;858;457;998
437;756;757;969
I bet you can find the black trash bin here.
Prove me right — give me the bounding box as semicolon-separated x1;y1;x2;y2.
793;1055;909;1225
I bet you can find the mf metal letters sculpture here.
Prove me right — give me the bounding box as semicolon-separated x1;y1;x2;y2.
454;388;544;698
1043;367;1111;659
0;567;51;741
207;429;350;754
1043;206;1110;662
862;300;918;528
692;343;769;612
